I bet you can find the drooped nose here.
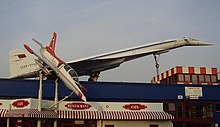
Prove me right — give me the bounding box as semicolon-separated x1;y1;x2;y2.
185;38;212;46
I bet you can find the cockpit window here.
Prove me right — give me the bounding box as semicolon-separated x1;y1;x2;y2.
69;69;79;82
64;64;72;71
64;64;79;82
191;38;198;41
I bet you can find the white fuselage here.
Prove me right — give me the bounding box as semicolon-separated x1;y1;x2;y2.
40;48;86;101
71;38;209;62
97;39;182;59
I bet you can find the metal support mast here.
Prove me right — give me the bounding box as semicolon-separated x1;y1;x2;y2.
153;54;160;76
37;70;43;127
53;79;59;127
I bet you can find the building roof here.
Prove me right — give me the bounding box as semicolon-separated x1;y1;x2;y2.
151;66;219;85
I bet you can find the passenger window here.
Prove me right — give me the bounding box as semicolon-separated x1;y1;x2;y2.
185;75;190;82
199;75;204;82
211;75;217;82
178;74;184;82
205;75;210;82
192;75;197;84
168;103;175;111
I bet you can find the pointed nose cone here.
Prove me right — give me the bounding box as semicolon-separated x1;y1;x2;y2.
195;41;212;46
186;38;212;46
78;92;87;102
82;96;87;102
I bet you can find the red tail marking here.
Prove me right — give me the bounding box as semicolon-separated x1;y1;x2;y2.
49;32;57;52
17;54;26;58
24;44;34;54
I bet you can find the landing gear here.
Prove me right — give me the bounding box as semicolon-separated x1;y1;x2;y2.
88;72;100;82
153;54;160;76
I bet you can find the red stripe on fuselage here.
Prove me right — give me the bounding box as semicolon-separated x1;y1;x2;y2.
43;53;81;93
46;46;65;67
43;48;85;100
78;92;83;99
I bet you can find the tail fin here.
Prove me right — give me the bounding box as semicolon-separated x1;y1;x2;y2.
49;32;57;51
9;49;40;78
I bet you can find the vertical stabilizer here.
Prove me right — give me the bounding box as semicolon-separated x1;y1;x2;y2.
49;32;57;51
9;49;40;78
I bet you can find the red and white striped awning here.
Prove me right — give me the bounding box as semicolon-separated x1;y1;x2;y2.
6;109;57;118
151;66;218;85
0;109;8;117
58;111;174;120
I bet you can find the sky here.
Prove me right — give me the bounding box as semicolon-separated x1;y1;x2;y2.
0;0;220;82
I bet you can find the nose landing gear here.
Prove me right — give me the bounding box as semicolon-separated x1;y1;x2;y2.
88;72;100;82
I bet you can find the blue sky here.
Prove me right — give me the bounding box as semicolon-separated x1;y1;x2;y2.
0;0;220;82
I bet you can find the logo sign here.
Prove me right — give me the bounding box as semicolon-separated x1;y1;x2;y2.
14;114;25;117
12;100;29;108
185;87;203;97
65;103;92;110
6;114;25;117
123;104;147;110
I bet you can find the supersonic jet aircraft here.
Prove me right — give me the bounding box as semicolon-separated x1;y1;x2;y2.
9;32;211;100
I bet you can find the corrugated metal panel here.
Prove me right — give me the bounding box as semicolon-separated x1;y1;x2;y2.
0;78;220;101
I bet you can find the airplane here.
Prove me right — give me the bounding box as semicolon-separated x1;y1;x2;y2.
21;33;87;101
9;33;211;84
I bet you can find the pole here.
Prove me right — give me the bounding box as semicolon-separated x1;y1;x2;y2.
37;70;43;127
6;104;11;127
6;118;9;127
54;79;59;127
